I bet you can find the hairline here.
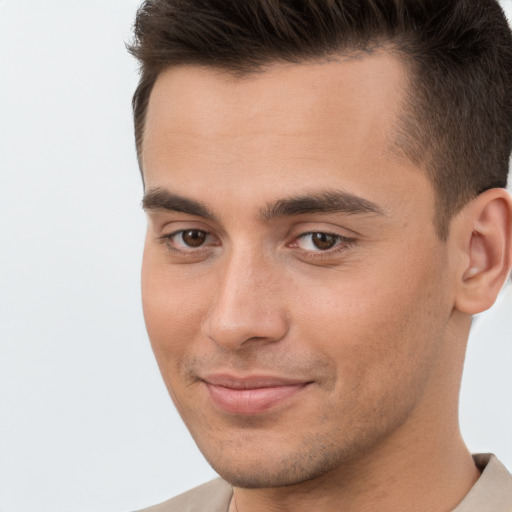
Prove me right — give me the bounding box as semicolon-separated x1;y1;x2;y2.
136;42;413;158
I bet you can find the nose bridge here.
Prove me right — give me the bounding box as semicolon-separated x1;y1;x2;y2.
202;242;288;349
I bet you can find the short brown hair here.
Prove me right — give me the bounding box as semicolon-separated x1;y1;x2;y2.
128;0;512;237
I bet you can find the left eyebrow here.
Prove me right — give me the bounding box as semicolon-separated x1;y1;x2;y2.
260;190;385;219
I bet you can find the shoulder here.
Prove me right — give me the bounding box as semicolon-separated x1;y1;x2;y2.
135;478;233;512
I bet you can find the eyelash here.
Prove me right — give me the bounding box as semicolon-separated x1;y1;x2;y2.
158;229;355;259
158;229;218;254
291;232;355;258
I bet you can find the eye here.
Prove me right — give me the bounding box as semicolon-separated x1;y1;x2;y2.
294;232;347;251
179;229;208;247
161;229;218;250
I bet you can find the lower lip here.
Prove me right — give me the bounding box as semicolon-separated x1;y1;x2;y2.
204;382;309;415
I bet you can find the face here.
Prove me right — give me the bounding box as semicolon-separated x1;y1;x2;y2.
141;54;457;488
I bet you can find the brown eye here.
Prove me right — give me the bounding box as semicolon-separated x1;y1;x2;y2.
310;232;338;250
160;228;219;254
294;232;349;252
181;230;207;247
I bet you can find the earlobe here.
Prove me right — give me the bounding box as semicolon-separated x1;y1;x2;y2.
454;188;512;315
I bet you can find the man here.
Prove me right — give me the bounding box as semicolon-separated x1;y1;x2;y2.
129;1;512;511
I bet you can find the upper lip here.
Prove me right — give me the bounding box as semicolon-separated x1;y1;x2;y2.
202;374;311;389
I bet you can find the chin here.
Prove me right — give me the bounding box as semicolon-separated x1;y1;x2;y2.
210;458;334;489
196;432;356;489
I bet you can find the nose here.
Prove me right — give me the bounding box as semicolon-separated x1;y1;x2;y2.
201;249;289;350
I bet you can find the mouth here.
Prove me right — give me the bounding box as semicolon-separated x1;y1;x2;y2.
201;374;312;415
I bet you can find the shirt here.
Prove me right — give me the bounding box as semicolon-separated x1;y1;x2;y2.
137;454;512;512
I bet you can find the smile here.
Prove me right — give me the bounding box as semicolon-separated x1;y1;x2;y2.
202;374;312;415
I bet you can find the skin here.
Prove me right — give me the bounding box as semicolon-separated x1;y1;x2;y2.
139;53;507;512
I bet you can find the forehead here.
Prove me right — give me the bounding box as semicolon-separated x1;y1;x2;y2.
140;53;432;222
142;53;408;170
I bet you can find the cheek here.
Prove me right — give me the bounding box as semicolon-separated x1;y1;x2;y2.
141;249;208;366
292;244;450;395
141;252;215;420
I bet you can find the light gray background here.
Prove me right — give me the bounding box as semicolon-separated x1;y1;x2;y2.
0;2;511;511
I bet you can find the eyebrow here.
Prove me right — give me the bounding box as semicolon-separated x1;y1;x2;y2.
142;187;385;221
261;190;385;219
142;188;215;219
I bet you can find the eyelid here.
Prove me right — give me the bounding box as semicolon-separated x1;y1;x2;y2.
159;228;220;252
292;231;353;248
286;229;357;262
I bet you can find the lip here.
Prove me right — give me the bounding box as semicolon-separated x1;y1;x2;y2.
202;374;311;415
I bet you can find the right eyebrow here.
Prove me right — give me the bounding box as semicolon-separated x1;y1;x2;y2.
142;188;215;220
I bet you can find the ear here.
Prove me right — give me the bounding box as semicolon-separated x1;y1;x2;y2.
453;188;512;315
